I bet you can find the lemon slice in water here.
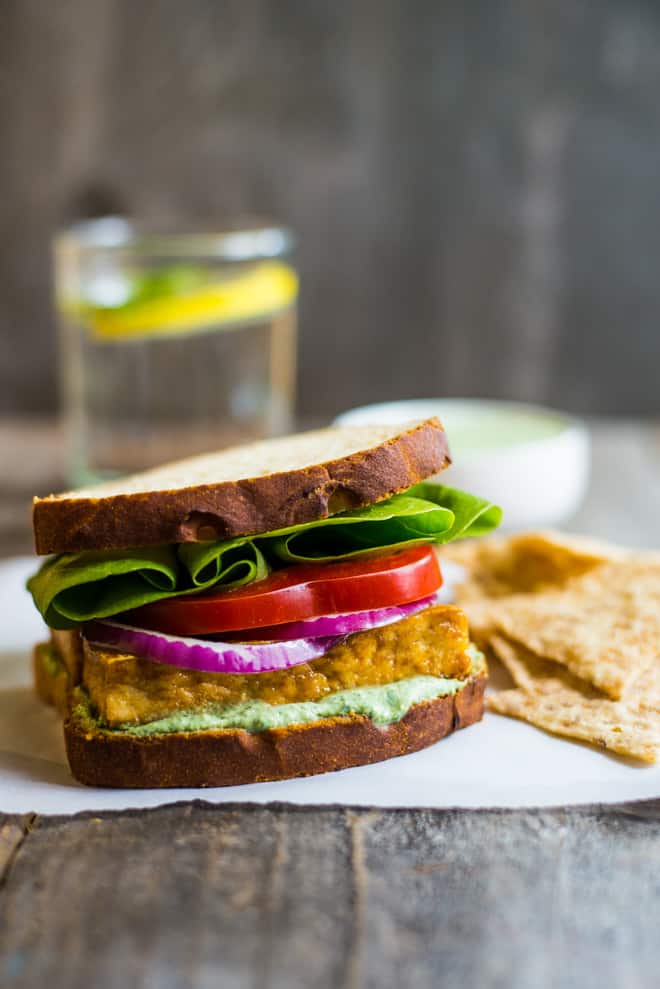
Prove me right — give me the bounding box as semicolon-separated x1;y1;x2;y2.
76;261;298;341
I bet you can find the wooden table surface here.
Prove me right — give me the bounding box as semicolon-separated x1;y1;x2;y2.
1;417;660;989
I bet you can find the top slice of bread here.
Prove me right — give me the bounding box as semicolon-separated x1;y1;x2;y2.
33;418;450;555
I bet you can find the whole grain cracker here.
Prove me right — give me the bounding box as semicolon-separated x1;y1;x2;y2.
634;663;660;715
490;632;660;711
492;559;660;700
440;531;621;602
487;687;660;763
489;634;600;697
487;634;660;762
440;531;622;646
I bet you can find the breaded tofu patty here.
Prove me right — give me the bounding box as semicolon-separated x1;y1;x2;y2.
75;604;472;726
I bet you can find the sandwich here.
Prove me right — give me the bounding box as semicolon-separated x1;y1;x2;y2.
27;418;501;788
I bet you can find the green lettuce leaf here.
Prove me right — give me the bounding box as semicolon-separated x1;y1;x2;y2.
28;539;269;629
263;484;500;561
27;483;501;629
406;483;503;541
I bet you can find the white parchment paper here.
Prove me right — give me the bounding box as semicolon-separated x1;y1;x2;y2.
2;556;660;814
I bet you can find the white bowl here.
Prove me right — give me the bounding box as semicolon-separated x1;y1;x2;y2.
334;399;590;530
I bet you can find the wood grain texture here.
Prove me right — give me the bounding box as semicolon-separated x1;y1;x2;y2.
1;801;659;989
2;1;660;419
0;816;33;890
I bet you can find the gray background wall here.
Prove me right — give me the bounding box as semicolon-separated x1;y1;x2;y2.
1;0;660;420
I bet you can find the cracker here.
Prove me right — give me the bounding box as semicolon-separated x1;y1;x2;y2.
440;531;621;602
440;531;621;643
490;632;660;708
445;532;660;759
625;661;660;715
487;634;660;762
487;687;660;763
489;634;599;697
493;560;660;699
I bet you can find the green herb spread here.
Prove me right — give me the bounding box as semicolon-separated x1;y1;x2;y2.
73;648;485;736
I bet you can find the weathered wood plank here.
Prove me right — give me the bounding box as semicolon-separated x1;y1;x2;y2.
0;815;33;888
3;1;660;418
1;801;659;989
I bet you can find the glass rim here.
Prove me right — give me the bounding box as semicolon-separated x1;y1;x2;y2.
55;216;295;261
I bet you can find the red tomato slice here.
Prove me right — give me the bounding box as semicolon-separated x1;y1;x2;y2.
123;546;442;636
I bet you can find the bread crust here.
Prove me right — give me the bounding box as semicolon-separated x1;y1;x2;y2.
33;419;450;554
33;645;71;717
63;673;485;788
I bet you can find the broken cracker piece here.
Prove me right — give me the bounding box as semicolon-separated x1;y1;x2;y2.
487;635;660;762
440;530;621;602
488;634;600;697
492;560;660;700
488;687;660;763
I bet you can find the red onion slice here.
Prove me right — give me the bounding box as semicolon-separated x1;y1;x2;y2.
85;592;441;675
85;620;342;675
223;594;439;642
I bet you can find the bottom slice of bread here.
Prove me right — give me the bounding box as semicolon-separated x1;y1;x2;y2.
64;673;485;788
35;637;486;788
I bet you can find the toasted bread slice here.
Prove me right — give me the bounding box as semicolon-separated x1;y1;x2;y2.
62;676;485;788
33;418;449;554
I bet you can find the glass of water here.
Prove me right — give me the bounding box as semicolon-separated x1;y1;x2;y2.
55;218;297;485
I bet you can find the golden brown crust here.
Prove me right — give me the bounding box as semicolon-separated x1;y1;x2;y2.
33;644;72;717
83;605;471;726
32;419;450;554
63;673;485;788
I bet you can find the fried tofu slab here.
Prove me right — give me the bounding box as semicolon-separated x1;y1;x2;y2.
42;605;474;728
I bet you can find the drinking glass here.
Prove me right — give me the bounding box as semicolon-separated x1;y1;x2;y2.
55;218;297;485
